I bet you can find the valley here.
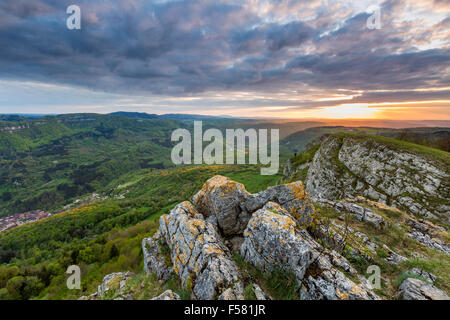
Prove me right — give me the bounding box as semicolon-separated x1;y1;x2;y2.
0;113;449;300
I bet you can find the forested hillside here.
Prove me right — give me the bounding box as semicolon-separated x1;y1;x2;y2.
0;114;185;216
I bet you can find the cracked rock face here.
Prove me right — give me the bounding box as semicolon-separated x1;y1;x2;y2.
191;175;316;235
241;202;377;300
300;253;377;300
314;198;386;229
241;202;318;279
305;135;450;222
406;217;450;254
142;230;175;281
398;278;449;300
142;176;379;300
158;201;244;300
407;231;450;254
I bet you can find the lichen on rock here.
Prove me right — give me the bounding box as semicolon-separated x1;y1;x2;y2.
152;201;244;299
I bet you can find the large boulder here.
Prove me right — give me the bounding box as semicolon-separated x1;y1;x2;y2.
192;176;316;235
192;175;251;235
245;181;315;225
158;201;244;300
241;202;318;279
398;278;449;300
141;176;382;301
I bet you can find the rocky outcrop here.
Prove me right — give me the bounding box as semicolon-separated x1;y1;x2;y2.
151;290;181;300
407;231;450;254
398;278;449;300
244;181;315;225
305;135;450;222
142;231;175;281
142;175;380;300
192;175;252;236
191;176;316;235
407;268;437;284
310;219;379;259
241;202;377;300
97;272;135;299
406;217;450;254
314;198;386;229
300;253;377;300
241;202;318;279
158;201;244;300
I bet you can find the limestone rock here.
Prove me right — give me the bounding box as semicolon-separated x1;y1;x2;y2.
142;230;175;281
398;278;449;300
224;236;244;253
158;201;244;300
192;175;251;235
408;268;436;284
245;181;315;225
305;135;450;223
151;290;181;300
78;292;98;300
335;201;386;229
406;217;450;254
407;231;450;254
241;202;318;280
355;196;402;213
241;202;377;300
97;272;135;298
382;245;407;265
217;284;245;300
300;253;377;300
253;284;268;300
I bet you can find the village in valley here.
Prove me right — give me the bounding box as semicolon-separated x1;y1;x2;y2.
0;210;53;233
0;193;109;233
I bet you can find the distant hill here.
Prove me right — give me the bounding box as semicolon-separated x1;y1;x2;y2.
110;111;236;121
281;126;450;154
110;112;159;119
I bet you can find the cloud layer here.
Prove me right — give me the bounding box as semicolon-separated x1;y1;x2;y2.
0;0;449;117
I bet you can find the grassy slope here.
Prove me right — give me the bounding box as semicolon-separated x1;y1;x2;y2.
313;204;450;298
281;126;450;158
334;132;450;171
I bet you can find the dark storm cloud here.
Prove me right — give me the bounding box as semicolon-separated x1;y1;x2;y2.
0;0;449;105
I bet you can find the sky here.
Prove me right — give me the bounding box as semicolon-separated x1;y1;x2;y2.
0;0;449;119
